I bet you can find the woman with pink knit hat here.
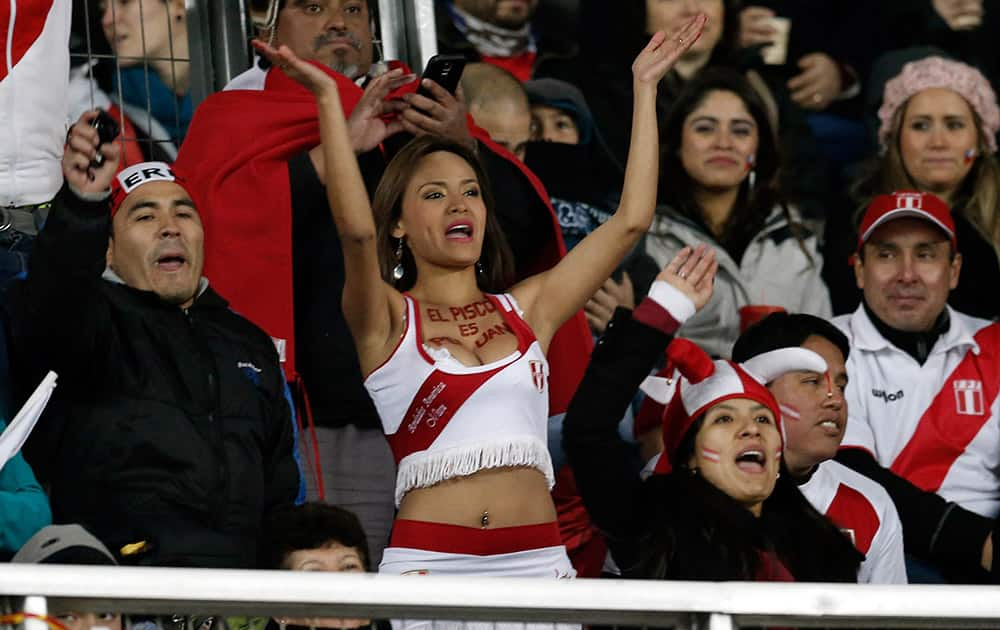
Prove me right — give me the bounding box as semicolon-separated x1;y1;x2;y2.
852;55;1000;319
563;244;862;582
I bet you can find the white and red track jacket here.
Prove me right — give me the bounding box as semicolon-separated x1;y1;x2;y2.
834;305;1000;519
0;0;70;207
800;459;908;583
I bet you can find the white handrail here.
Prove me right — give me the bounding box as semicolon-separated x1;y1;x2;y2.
3;565;1000;628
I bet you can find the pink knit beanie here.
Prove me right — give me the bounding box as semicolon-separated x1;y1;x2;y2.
878;56;999;153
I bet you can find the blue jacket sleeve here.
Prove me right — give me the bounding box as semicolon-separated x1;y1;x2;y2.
0;420;52;556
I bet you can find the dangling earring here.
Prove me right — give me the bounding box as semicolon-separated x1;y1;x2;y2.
965;148;978;164
393;239;405;281
475;260;484;275
746;154;756;191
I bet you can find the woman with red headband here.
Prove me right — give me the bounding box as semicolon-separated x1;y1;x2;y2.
564;246;862;581
255;11;709;589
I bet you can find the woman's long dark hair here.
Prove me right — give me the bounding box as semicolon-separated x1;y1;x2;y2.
372;136;515;293
657;67;786;256
644;415;862;582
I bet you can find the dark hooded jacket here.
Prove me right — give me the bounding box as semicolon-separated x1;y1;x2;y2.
8;186;299;568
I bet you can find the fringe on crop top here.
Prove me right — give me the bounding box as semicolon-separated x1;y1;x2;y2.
364;293;555;506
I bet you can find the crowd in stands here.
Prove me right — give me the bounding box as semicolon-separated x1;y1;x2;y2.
4;0;1000;625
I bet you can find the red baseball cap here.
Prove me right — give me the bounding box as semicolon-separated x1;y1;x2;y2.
858;191;956;251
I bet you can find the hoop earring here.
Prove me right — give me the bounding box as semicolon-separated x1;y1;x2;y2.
393;239;405;281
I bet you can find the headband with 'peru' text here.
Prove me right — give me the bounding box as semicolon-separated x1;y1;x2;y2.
110;162;189;215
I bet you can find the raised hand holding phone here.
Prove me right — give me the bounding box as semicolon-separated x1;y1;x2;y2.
416;54;466;99
400;55;475;150
63;110;121;193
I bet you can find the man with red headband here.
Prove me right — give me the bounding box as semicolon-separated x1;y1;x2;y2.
833;190;1000;583
7;111;299;568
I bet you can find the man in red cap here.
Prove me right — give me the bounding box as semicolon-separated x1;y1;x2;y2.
833;190;1000;583
7;111;299;568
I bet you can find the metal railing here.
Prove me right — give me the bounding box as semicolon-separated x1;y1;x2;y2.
4;565;1000;629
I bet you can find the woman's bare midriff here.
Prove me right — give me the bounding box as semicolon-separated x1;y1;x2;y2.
396;466;557;529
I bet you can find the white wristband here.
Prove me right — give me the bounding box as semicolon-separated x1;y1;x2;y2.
647;280;696;324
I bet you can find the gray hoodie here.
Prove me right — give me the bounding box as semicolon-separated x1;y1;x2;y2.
645;205;832;358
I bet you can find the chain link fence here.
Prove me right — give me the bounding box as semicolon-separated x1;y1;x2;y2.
68;0;437;162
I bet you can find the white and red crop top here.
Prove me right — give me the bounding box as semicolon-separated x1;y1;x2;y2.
365;293;554;506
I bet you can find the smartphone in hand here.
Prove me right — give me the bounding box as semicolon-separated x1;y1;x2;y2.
90;109;120;167
416;54;467;99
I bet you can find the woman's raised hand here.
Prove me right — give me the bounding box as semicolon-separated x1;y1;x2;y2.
658;244;717;312
252;40;338;96
632;14;707;86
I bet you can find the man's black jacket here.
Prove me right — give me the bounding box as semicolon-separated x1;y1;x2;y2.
8;186;299;568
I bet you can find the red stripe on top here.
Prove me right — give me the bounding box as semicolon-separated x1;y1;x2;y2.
825;483;880;555
385;361;507;464
0;0;55;81
889;324;1000;492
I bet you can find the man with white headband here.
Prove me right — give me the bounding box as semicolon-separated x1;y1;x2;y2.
7;111;299;568
732;312;907;584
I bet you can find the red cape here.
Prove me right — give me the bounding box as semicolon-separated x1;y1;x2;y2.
175;62;591;415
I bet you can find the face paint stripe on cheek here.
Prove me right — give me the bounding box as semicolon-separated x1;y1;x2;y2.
700;447;721;463
779;403;800;422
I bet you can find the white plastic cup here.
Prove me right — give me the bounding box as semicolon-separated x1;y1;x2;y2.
762;17;790;65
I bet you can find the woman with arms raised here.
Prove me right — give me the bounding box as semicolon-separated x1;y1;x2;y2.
563;247;862;582
255;14;708;580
